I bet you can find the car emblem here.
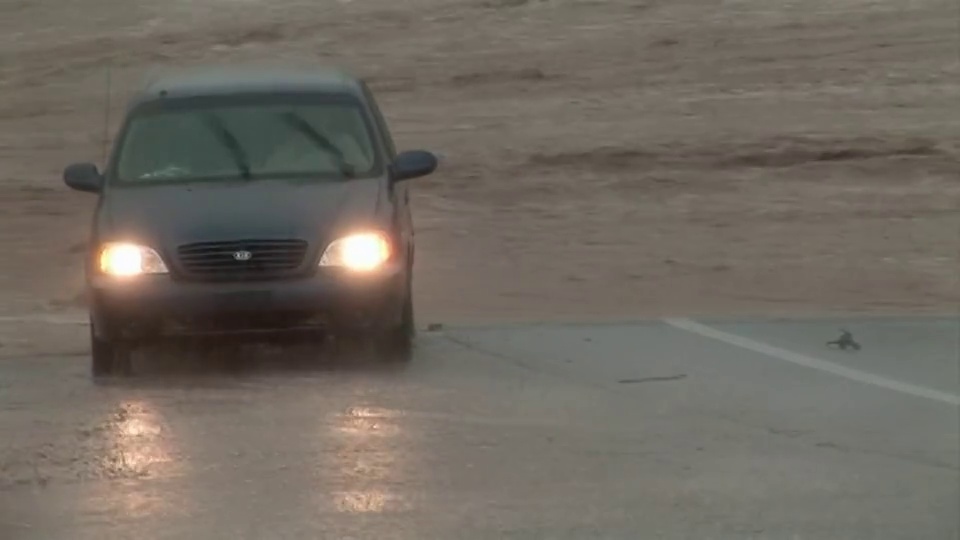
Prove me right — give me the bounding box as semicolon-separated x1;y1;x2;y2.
233;250;253;261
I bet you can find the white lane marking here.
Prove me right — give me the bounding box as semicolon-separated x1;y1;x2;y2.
665;317;960;407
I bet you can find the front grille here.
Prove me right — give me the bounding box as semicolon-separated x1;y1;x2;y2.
176;239;309;281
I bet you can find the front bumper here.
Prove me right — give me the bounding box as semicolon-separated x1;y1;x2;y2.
89;265;405;342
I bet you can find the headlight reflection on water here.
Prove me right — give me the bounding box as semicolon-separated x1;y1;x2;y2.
325;404;413;513
336;406;403;438
102;400;176;479
78;399;188;522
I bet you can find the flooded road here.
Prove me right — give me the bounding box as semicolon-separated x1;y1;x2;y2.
1;316;957;539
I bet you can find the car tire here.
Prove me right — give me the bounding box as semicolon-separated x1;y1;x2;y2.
374;284;414;363
91;324;133;377
376;295;415;362
332;279;414;364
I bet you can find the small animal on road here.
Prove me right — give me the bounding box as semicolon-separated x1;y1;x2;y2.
827;329;861;351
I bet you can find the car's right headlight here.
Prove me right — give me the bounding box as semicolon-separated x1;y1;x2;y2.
98;242;169;277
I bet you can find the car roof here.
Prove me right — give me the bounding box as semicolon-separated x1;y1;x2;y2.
128;65;366;110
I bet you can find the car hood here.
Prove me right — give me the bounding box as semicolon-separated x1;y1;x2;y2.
101;178;382;247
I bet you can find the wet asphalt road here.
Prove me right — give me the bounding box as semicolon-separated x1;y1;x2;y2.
0;316;957;539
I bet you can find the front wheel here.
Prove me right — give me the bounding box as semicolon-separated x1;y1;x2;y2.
90;324;133;377
374;291;414;363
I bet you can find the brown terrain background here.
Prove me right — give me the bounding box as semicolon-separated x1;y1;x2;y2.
0;0;957;328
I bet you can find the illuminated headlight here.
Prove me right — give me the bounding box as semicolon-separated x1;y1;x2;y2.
319;232;391;272
98;242;169;277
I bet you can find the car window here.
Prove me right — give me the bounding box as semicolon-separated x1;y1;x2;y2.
115;102;379;183
361;82;397;159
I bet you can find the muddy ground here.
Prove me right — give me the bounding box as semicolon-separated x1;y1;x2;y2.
0;0;957;324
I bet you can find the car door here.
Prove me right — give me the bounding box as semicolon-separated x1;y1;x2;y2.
361;82;413;266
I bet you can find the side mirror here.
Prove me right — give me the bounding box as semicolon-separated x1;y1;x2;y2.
63;163;103;193
392;150;438;182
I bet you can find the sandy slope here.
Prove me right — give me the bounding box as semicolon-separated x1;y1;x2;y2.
0;0;957;324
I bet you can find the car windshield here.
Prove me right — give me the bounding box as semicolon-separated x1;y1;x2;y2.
114;99;379;183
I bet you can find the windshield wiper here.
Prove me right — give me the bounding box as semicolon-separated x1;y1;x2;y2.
277;112;356;178
201;114;252;180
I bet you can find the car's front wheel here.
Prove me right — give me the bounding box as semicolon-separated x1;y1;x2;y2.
374;290;414;363
335;285;414;363
90;323;133;377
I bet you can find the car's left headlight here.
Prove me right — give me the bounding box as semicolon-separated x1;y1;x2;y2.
98;242;169;277
319;232;392;272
